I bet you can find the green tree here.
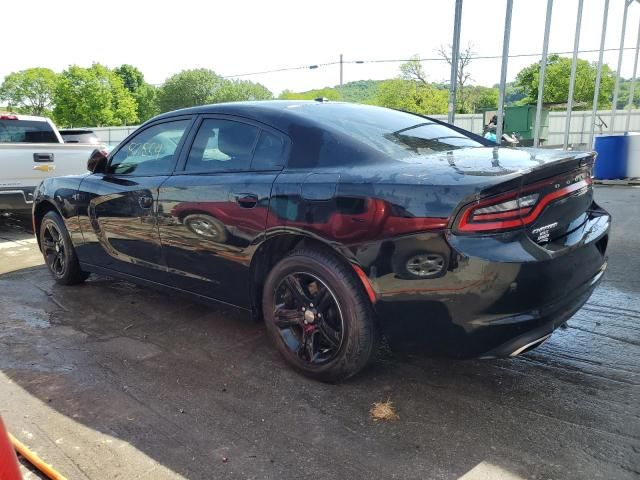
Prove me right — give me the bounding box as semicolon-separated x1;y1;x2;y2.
0;68;58;115
54;64;138;127
337;80;381;103
400;55;429;85
214;79;273;102
114;64;159;122
157;69;224;112
375;79;447;114
465;86;499;112
515;54;615;108
279;87;341;101
615;78;640;109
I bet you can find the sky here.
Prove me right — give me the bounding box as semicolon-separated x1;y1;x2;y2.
1;0;637;95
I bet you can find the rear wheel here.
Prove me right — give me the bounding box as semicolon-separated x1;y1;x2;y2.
40;211;89;285
263;247;377;382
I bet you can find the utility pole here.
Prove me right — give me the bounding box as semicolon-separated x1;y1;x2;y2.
340;54;343;87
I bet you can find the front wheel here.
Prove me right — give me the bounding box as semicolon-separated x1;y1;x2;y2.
40;211;89;285
262;247;378;382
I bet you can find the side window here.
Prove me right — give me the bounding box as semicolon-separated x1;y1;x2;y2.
109;120;190;175
252;130;286;170
186;119;259;172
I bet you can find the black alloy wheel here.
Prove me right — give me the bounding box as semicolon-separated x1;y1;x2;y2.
39;211;89;285
263;247;378;382
273;272;344;365
42;221;67;278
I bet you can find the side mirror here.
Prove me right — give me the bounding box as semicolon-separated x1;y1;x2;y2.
87;149;108;174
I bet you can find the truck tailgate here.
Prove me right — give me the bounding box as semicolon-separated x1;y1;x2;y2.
0;143;94;188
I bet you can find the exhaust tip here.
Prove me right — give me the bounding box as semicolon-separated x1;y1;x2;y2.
509;333;552;357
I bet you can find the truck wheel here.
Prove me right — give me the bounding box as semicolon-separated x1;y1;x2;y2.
262;247;378;382
40;211;89;285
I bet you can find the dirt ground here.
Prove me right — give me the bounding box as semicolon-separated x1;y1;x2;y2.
0;186;638;480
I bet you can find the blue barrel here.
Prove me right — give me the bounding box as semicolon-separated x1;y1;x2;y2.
593;135;628;180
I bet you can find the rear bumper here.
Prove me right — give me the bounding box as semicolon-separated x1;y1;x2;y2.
367;205;610;358
478;261;605;358
0;187;34;213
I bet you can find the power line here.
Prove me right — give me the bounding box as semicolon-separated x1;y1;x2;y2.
150;47;637;86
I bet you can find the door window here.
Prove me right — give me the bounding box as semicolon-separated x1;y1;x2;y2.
185;119;259;172
251;130;286;170
109;120;190;175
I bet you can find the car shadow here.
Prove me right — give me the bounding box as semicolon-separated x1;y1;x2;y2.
0;264;637;480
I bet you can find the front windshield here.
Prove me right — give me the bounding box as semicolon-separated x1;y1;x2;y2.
304;104;484;162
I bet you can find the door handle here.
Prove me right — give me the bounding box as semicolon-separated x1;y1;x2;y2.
33;153;54;162
234;193;258;208
138;195;154;209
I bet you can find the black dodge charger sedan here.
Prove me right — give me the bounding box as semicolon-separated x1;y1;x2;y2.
32;101;610;381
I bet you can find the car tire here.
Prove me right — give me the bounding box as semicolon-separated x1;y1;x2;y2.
262;247;378;382
39;211;89;285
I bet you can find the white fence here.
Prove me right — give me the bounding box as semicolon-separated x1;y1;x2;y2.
92;109;640;149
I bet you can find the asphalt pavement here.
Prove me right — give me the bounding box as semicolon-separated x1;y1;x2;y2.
0;186;638;480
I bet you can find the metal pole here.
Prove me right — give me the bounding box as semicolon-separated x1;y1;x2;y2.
534;0;553;147
564;0;584;149
448;0;463;124
627;20;640;131
589;0;610;148
611;0;632;132
339;53;343;87
496;0;513;143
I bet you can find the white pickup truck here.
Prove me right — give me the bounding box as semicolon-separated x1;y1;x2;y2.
0;114;102;214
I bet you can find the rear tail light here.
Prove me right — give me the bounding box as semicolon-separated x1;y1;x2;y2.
456;174;592;234
0;115;18;120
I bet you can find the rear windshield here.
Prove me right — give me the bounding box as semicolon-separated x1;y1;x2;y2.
0;119;59;143
60;132;99;144
301;104;483;162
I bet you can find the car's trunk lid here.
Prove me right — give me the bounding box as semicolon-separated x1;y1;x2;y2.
446;147;595;241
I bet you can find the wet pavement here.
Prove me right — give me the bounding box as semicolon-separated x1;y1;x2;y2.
0;186;638;480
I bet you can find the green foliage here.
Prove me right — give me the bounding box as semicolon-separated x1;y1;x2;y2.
502;82;526;105
337;80;382;103
279;87;341;101
515;54;615;108
53;64;138;127
0;68;58;115
157;69;224;112
465;86;499;112
615;78;640;109
114;64;158;122
157;69;272;113
400;55;429;85
375;79;447;115
214;79;273;102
